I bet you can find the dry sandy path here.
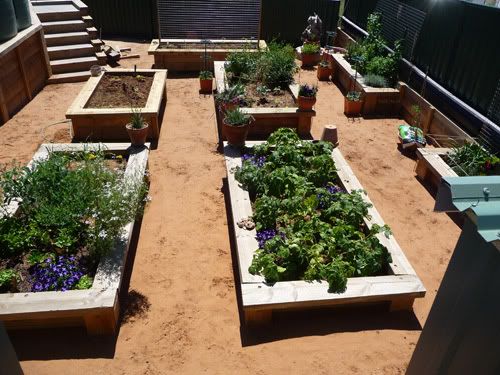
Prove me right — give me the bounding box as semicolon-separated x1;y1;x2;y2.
0;40;460;374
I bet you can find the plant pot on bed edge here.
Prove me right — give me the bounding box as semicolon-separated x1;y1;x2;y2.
223;108;253;146
126;110;149;146
344;91;363;116
297;84;317;111
199;70;214;94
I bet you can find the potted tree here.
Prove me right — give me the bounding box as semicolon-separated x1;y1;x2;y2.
215;84;245;113
125;109;149;146
301;43;321;67
344;91;363;116
298;84;317;111
199;71;213;93
223;107;253;146
317;60;333;81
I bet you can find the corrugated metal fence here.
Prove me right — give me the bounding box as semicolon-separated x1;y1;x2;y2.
84;0;340;44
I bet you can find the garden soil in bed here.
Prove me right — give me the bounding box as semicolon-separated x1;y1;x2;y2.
0;41;462;375
159;42;259;49
242;83;296;108
85;74;154;109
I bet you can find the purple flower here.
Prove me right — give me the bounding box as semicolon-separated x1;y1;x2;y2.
256;229;285;249
242;154;266;168
30;255;86;292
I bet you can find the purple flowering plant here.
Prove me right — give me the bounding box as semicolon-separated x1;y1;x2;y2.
31;255;85;292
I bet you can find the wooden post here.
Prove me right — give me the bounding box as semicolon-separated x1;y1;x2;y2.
83;305;119;335
297;115;312;136
423;106;435;135
15;48;32;101
0;82;9;124
389;296;415;312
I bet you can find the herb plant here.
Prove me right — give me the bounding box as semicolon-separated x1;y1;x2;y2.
215;84;245;105
363;74;388;88
346;91;362;102
447;143;500;176
0;269;16;290
301;43;321;55
130;108;147;129
224;108;253;127
199;70;213;80
235;128;392;293
299;84;318;98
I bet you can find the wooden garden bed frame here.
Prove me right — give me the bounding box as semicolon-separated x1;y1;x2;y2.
328;53;401;117
224;142;426;325
415;148;457;190
65;69;167;141
148;39;267;72
0;143;149;335
214;62;315;138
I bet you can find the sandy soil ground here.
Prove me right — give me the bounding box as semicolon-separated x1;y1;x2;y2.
0;39;461;374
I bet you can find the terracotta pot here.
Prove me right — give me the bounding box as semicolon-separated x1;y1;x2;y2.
298;96;317;111
223;119;250;146
317;65;333;81
302;52;320;67
344;97;363;116
126;122;149;146
200;78;213;93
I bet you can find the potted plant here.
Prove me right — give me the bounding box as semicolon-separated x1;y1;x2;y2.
199;70;213;94
215;84;245;113
301;43;321;67
126;109;149;146
317;60;333;81
344;91;363;116
298;84;317;111
223;107;253;146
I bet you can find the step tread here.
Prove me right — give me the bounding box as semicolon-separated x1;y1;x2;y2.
45;31;89;38
47;43;93;52
48;71;91;83
50;56;98;66
42;20;85;26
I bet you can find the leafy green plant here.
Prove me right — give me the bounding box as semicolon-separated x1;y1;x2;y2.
225;48;260;80
301;43;320;55
298;84;318;97
0;269;16;290
363;74;388;88
411;105;422;129
75;274;93;290
129;108;147;129
199;70;213;80
447;143;500;176
215;84;245;105
224;108;253;127
234;128;392;293
346;91;362;101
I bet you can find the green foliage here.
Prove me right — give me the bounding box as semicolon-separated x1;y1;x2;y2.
346;91;362;101
224;108;253;126
199;70;213;80
226;42;298;89
447;143;500;176
214;84;245;104
75;274;93;290
345;12;402;84
363;74;388;88
0;269;16;289
27;250;55;266
235;128;392;293
130;108;146;129
301;43;320;55
0;150;147;261
411;105;422;128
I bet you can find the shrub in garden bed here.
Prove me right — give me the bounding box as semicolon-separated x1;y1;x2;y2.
345;13;402;86
234;129;392;293
0;150;147;293
224;42;298;108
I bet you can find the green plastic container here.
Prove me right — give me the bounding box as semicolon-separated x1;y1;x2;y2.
0;0;18;42
13;0;31;31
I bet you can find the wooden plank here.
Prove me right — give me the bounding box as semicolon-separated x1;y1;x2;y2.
242;275;425;310
15;48;32;101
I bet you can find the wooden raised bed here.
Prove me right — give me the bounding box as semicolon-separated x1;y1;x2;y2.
148;39;267;72
0;143;149;335
225;142;426;325
328;53;400;117
65;69;167;141
415;148;457;190
0;5;51;125
214;61;315;138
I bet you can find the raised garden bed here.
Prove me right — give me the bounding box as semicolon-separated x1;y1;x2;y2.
66;69;167;141
328;53;400;117
214;61;315;138
224;134;425;325
148;39;267;72
0;143;149;335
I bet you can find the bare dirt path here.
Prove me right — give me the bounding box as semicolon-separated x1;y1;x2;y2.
0;40;460;374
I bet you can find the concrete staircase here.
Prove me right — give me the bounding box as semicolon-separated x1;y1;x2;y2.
32;1;105;83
